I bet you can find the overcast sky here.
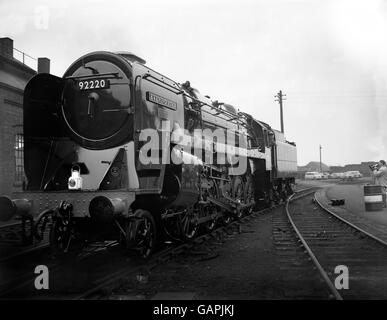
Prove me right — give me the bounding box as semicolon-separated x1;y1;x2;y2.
1;0;386;166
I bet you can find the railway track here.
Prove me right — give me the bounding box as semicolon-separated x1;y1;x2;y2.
0;239;123;299
76;186;318;300
273;189;332;299
0;219;50;264
284;190;387;299
0;221;30;248
0;186;316;300
0;221;22;239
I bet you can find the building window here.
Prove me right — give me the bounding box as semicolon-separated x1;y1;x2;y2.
15;134;24;185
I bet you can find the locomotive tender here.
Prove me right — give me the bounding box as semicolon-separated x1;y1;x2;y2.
0;51;297;258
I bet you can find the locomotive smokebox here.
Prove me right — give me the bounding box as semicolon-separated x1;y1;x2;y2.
89;196;125;224
0;197;31;221
59;51;134;150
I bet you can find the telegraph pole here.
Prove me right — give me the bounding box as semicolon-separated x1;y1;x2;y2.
274;90;286;133
319;145;322;173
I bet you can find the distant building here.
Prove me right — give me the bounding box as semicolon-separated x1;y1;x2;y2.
344;163;361;171
0;37;50;196
329;166;344;173
333;162;377;177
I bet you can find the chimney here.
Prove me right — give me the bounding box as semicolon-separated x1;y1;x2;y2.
37;57;50;74
0;37;13;58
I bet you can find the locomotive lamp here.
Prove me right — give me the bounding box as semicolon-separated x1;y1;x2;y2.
68;165;83;190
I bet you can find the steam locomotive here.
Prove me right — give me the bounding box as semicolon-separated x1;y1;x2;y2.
0;51;297;258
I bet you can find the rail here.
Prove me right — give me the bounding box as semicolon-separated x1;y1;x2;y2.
314;192;387;247
285;192;343;300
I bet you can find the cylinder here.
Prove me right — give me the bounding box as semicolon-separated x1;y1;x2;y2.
364;185;384;211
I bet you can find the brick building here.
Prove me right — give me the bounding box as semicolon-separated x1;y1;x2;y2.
0;37;50;196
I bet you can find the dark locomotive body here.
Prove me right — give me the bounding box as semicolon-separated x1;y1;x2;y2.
0;51;297;257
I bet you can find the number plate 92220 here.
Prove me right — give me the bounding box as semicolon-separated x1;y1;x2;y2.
78;79;110;90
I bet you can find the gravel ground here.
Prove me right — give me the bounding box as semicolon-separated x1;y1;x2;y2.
110;202;328;300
